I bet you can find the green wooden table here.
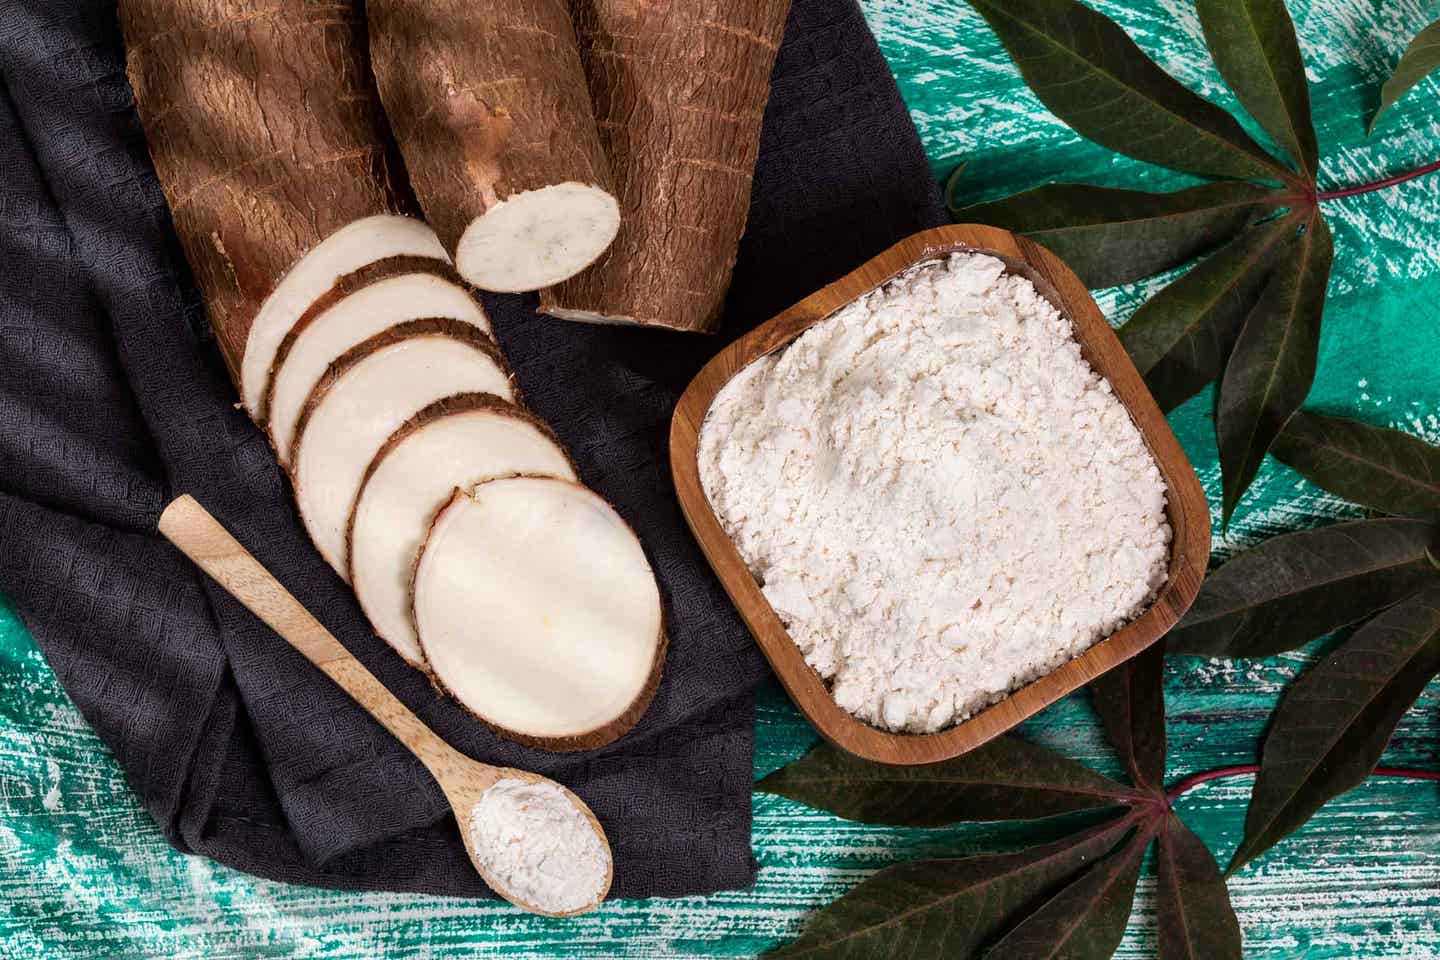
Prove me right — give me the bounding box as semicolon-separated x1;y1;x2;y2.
4;1;1439;956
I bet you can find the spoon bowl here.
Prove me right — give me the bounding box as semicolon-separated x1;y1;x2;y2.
158;494;613;916
441;760;614;917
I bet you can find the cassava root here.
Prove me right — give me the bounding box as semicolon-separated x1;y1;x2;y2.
367;0;620;292
539;0;792;332
119;0;443;412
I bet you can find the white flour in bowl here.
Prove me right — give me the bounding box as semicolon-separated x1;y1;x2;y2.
698;252;1171;733
469;778;609;913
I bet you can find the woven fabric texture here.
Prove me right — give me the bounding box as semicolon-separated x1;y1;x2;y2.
0;0;943;898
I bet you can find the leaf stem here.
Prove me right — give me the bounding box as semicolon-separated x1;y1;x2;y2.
1316;158;1440;201
1166;764;1440;805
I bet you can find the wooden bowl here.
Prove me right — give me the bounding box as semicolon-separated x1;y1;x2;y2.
671;224;1210;765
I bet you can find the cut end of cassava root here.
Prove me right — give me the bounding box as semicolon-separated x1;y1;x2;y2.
455;183;620;293
366;0;618;291
348;395;577;667
265;263;492;465
538;0;791;332
413;478;666;750
242;215;448;417
292;320;516;578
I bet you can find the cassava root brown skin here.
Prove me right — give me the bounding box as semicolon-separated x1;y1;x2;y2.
367;0;620;292
539;0;792;332
120;0;425;392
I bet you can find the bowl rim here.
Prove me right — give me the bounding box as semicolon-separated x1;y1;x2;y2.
670;223;1211;765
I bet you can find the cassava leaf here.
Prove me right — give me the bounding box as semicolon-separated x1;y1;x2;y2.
1167;518;1440;658
1197;0;1319;176
959;182;1281;289
1371;20;1440;134
1119;214;1295;412
984;827;1150;960
1090;642;1167;793
1273;410;1440;520
1217;213;1333;525
767;820;1133;960
758;737;1140;827
963;0;1286;182
1156;815;1243;960
1229;586;1440;873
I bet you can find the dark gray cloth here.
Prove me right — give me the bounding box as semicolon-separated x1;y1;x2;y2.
0;0;944;898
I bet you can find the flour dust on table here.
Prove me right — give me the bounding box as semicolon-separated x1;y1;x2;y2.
699;253;1171;732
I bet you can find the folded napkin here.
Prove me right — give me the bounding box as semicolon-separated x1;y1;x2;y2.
0;0;943;898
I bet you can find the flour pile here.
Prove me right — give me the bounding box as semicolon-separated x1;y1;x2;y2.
698;253;1171;733
469;779;609;913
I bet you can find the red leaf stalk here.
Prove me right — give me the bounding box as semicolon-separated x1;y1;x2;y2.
1166;764;1440;805
1317;158;1440;201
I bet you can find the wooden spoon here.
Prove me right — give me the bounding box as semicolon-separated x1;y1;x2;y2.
158;494;614;917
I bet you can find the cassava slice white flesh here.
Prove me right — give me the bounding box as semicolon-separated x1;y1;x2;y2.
266;265;492;466
243;219;449;418
367;0;619;292
291;321;515;577
453;183;620;293
348;395;576;666
119;0;443;405
413;478;665;749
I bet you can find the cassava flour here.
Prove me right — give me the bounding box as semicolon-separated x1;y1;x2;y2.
698;253;1171;733
469;778;609;913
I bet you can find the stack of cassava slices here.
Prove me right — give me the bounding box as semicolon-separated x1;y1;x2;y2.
119;0;786;748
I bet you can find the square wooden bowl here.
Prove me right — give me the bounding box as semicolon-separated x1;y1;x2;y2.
671;224;1210;765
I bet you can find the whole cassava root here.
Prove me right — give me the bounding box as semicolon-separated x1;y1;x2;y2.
540;0;792;332
367;0;620;293
120;0;448;416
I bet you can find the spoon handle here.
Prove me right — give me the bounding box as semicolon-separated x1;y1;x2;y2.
158;495;462;776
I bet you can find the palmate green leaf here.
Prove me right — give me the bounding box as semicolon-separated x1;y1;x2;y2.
757;737;1140;827
1119;214;1295;412
767;820;1133;959
1167;518;1440;658
1156;815;1243;960
1229;586;1440;874
1371;20;1440;134
963;0;1286;182
1089;642;1167;793
959;182;1281;289
1273;410;1440;520
984;827;1151;960
1197;0;1319;176
1216;213;1333;525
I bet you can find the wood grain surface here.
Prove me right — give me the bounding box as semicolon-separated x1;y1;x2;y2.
671;223;1209;765
2;1;1439;957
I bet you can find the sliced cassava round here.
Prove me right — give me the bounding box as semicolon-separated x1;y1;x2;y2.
348;395;576;667
539;0;791;331
291;320;516;578
413;478;666;750
367;0;619;292
264;261;492;466
119;0;444;409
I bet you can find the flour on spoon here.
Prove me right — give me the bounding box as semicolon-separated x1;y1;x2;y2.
469;778;609;913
